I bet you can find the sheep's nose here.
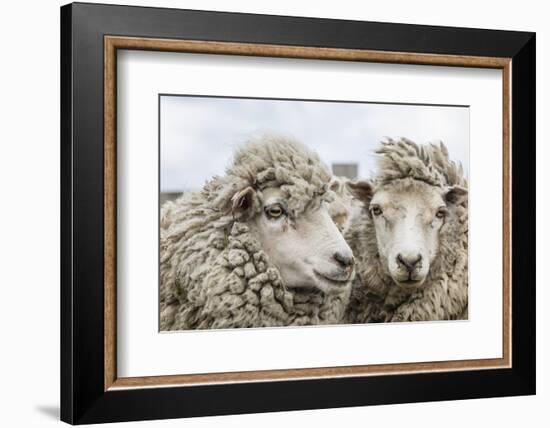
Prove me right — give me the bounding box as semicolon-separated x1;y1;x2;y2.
334;251;354;268
396;253;422;272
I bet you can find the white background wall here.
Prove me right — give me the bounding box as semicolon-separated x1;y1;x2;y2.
0;0;545;427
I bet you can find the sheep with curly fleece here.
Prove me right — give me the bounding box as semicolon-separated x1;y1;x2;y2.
160;135;356;330
328;176;362;234
344;138;468;323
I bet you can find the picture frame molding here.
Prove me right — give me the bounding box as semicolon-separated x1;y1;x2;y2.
104;35;512;390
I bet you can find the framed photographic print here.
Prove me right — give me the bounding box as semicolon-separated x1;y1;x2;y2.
60;2;536;424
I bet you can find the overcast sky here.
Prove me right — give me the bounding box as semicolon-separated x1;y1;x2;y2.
160;95;469;192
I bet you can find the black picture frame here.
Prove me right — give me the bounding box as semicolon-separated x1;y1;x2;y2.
61;2;535;424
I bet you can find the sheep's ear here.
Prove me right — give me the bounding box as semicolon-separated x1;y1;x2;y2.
346;180;374;202
444;185;468;205
231;186;256;215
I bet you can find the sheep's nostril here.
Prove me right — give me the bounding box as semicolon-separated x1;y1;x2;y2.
334;251;355;268
396;253;422;271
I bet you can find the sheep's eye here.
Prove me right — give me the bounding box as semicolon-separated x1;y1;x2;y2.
265;204;285;219
436;207;447;219
371;205;383;216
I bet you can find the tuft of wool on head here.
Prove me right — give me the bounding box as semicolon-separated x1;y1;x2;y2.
223;135;333;216
375;138;467;188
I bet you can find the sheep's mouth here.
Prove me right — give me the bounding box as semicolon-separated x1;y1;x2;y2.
313;270;352;287
393;277;425;287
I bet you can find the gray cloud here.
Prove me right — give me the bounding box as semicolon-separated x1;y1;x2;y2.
161;96;469;192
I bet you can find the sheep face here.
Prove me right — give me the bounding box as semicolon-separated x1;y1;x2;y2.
328;176;361;234
235;186;355;294
348;178;467;289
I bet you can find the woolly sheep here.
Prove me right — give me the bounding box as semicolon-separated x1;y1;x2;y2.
160;135;356;330
344;138;468;322
328;176;362;234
